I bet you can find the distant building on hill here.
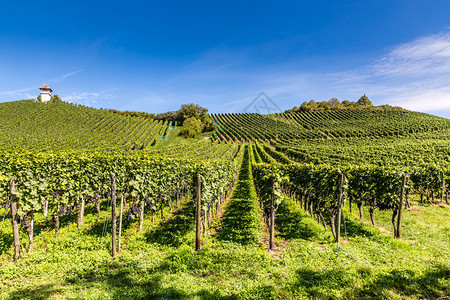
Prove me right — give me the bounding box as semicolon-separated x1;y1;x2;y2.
39;84;52;102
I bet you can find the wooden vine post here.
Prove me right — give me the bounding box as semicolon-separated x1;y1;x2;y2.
269;177;275;250
139;200;145;232
77;196;85;228
43;199;48;217
396;173;407;238
195;174;201;251
54;203;60;238
336;173;344;243
111;173;117;258
118;194;124;251
80;196;85;225
9;177;20;261
25;212;34;253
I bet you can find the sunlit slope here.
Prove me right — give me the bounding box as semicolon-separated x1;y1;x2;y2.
212;109;450;142
278;109;450;139
0;100;168;151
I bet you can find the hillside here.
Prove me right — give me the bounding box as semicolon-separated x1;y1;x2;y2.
3;100;449;151
212;109;450;142
0;100;169;151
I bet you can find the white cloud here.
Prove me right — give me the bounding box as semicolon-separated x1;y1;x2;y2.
354;31;450;112
371;34;450;81
62;91;114;107
0;69;83;101
55;69;82;81
0;86;35;96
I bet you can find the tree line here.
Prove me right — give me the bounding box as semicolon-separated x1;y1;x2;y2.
285;95;404;113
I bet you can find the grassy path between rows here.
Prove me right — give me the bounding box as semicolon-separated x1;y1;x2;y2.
218;145;264;245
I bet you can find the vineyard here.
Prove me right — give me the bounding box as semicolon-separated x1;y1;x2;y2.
212;109;450;142
0;100;449;299
0;100;170;151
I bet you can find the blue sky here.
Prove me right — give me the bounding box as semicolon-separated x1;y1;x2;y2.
1;1;450;117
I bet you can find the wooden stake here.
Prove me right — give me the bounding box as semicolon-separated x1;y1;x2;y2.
95;193;101;219
80;196;85;225
336;173;344;243
77;196;85;228
396;174;406;238
196;174;201;251
118;194;124;251
43;199;48;217
9;177;20;261
25;212;34;253
302;189;307;210
139;201;145;232
54;204;60;239
111;173;117;258
269;178;275;250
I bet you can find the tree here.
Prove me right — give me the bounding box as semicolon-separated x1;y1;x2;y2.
299;102;311;112
179;117;203;138
37;95;41;102
357;95;372;106
155;111;177;123
50;95;62;102
317;101;331;110
177;103;209;125
328;98;341;109
176;103;217;132
308;100;317;109
342;100;356;108
284;106;299;113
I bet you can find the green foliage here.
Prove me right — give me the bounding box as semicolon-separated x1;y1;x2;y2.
50;95;62;102
286;95;379;113
109;108;155;120
109;103;217;134
177;103;217;132
0;100;170;151
177;103;208;124
0;143;242;227
277;131;450;169
179;117;203;138
357;94;372;106
211;108;446;143
328;97;341;109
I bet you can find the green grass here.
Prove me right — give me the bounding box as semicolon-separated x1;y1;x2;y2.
345;198;450;260
153;126;208;149
275;196;331;241
218;146;264;245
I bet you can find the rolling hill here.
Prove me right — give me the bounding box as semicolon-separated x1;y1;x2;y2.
0;100;169;151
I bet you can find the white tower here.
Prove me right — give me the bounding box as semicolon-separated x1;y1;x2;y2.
39;84;52;102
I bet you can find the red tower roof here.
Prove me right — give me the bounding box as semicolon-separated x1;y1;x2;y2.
40;84;52;91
